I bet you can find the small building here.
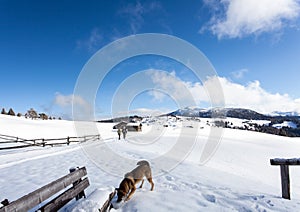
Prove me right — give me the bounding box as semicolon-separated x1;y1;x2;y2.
126;122;142;132
113;122;142;132
113;122;127;130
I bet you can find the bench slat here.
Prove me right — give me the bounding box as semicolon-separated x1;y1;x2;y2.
0;167;87;212
40;178;89;212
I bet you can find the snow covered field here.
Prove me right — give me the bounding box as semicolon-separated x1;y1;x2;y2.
1;114;300;211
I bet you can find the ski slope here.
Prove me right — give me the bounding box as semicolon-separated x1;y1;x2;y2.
1;114;300;211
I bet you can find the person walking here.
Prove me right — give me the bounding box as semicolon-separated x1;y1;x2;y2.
117;128;121;140
122;126;127;139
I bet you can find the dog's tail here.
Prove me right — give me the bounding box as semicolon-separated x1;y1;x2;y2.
137;160;150;166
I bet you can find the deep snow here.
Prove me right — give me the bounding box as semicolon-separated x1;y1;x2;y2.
273;121;297;129
1;114;300;211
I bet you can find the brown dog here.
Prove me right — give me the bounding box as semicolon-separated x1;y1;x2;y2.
116;160;154;202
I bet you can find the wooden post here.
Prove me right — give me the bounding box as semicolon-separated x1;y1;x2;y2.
270;158;299;200
67;136;70;145
280;165;290;199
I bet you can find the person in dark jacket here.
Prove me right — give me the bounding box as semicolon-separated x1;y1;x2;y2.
117;128;121;140
122;127;127;139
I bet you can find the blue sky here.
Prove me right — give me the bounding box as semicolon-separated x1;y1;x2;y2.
1;0;300;119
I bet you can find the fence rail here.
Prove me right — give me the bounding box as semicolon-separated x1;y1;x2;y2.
0;134;101;150
0;134;26;142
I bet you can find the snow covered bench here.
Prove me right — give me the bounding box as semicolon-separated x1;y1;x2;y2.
0;167;89;212
70;187;116;212
270;158;300;200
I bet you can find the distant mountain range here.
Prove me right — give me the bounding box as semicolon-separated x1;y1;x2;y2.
98;115;143;123
270;111;300;117
167;107;300;137
97;107;300;137
167;107;299;120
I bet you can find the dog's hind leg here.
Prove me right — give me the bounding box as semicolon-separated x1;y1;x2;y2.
147;177;154;191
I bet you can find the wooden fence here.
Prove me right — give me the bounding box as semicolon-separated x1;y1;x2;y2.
99;190;116;212
0;134;101;150
270;158;300;199
0;167;89;212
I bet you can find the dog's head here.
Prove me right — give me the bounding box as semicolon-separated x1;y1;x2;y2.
116;188;127;203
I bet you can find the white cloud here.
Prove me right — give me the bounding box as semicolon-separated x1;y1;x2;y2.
117;108;165;117
230;68;249;79
203;0;300;38
147;70;300;114
147;70;199;106
213;77;300;114
55;93;87;107
148;90;167;102
76;28;102;52
54;93;93;120
118;1;165;34
119;1;145;34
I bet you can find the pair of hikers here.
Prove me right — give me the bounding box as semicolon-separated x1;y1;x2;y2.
117;127;127;140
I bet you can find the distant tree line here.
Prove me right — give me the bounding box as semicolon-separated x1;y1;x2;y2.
1;107;61;120
213;119;300;137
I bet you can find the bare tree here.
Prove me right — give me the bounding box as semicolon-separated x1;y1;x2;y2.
39;113;48;120
26;108;38;119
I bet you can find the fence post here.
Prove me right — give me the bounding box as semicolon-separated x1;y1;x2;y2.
67;137;70;145
280;165;290;199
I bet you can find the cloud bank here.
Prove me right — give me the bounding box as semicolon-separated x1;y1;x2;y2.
54;93;92;120
203;0;300;38
76;28;103;53
118;1;164;34
148;70;300;114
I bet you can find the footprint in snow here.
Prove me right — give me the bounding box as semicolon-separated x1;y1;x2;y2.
165;175;175;181
266;200;274;207
202;194;216;203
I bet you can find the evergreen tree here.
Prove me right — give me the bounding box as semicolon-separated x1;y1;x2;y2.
1;108;6;115
7;108;15;116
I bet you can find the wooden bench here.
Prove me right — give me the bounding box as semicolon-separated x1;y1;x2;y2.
270;158;300;199
0;167;89;212
99;191;116;212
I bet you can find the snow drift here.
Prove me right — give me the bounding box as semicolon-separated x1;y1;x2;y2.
1;114;300;211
